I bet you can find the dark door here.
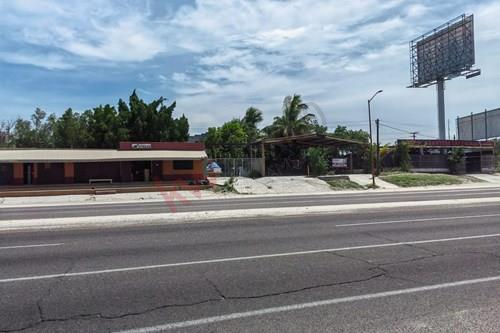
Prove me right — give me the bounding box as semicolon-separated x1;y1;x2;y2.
0;164;12;185
131;161;151;182
23;163;33;185
152;161;162;181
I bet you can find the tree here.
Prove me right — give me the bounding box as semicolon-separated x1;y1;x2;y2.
241;107;263;143
306;147;328;176
53;108;83;148
263;94;318;137
393;141;412;172
448;148;464;174
332;125;369;143
6;90;189;148
204;120;248;158
205;127;222;158
0;120;14;147
12;108;54;148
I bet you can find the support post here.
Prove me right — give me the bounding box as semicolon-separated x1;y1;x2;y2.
484;108;488;140
456;116;460;140
436;79;446;140
368;100;375;187
375;119;380;175
470;112;474;140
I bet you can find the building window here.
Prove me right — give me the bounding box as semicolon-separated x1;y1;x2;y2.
173;160;194;170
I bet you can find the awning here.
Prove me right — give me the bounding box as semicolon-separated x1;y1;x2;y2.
0;149;207;163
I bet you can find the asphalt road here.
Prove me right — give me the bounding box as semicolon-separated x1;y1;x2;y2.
1;199;500;332
3;186;500;220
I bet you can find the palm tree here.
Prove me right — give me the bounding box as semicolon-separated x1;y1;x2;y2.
264;94;317;137
241;107;263;142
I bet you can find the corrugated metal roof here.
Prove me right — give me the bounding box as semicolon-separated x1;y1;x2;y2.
0;149;207;163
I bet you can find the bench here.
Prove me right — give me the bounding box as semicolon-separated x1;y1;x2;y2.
89;178;113;184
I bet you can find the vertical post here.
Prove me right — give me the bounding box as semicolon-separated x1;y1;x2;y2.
484;108;488;140
456;116;460;140
447;119;451;140
260;141;266;176
368;99;375;187
470;112;474;140
375;119;380;175
437;79;446;140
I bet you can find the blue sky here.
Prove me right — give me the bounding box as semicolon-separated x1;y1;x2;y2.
1;0;499;143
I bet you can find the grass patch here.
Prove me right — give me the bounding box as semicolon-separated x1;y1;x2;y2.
380;173;463;187
327;178;365;190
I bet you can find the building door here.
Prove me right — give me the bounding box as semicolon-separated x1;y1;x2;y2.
0;164;12;185
23;163;33;185
152;161;162;181
131;161;151;182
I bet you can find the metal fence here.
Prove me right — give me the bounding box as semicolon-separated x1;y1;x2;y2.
210;158;264;177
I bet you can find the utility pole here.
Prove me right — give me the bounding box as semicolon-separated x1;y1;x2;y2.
410;132;418;140
375;119;380;175
368;90;383;188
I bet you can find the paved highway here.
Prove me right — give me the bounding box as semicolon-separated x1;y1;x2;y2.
2;186;500;220
1;198;500;332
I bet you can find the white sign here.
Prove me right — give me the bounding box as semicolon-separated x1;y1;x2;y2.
331;158;348;168
131;143;152;149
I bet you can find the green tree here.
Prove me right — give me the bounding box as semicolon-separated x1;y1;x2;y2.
53;108;83;148
241;107;263;143
205;127;222;158
13;108;54;147
332;125;369;143
393;141;412;172
307;147;328;176
448;148;464;174
204;120;248;158
263;94;317;137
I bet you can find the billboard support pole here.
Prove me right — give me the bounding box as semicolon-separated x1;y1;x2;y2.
437;79;446;139
470;112;474;140
484;109;488;140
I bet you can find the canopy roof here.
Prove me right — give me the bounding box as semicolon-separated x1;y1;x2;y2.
0;149;207;163
255;133;365;148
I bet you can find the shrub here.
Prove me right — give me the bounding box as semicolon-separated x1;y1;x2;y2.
306;147;328;176
448;148;464;174
393;141;411;172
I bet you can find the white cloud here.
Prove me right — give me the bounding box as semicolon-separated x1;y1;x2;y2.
0;52;73;70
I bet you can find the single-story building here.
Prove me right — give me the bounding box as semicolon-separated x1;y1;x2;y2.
0;142;207;186
399;139;496;173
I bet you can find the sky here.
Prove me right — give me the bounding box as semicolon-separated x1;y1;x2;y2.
1;0;499;143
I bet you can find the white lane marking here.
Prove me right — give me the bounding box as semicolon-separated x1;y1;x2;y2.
2;233;500;283
0;243;63;250
114;274;500;332
336;213;500;227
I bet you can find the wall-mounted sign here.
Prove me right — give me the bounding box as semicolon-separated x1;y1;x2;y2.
331;158;348;168
131;143;152;150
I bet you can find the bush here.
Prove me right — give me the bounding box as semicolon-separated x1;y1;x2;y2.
448;148;464;174
214;177;237;193
306;147;328;176
393;141;411;172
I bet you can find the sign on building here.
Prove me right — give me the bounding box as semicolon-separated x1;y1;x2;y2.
331;158;348;168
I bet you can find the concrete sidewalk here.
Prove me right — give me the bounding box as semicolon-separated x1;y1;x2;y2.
348;174;399;189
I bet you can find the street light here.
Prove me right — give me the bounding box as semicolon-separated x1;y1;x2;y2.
368;90;383;187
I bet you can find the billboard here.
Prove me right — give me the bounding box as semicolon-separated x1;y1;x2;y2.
457;108;500;140
409;14;476;87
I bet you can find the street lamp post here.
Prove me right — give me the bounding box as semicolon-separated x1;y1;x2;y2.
368;90;383;187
